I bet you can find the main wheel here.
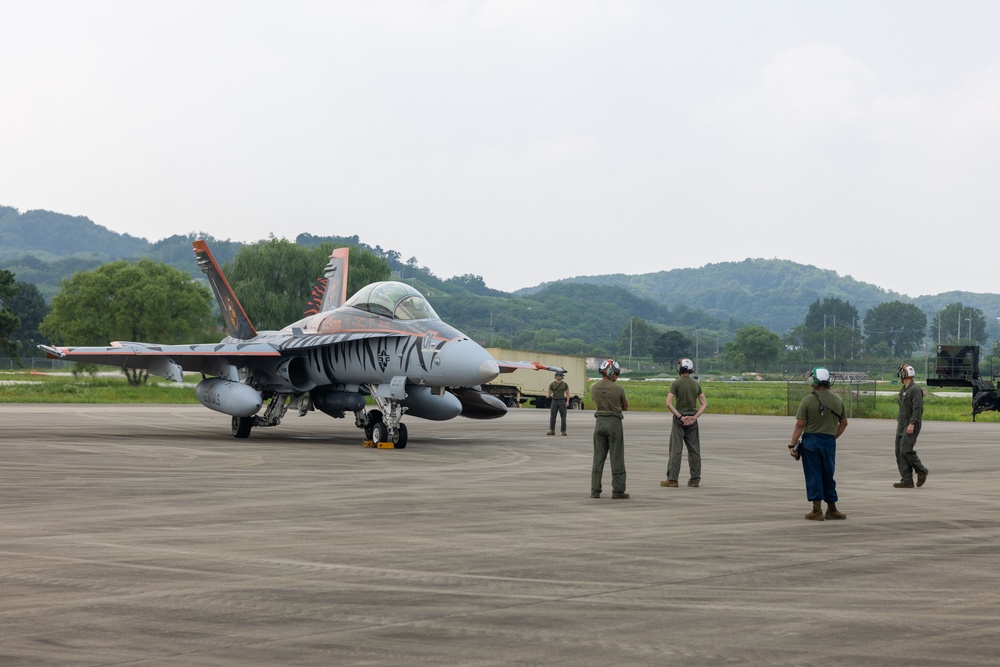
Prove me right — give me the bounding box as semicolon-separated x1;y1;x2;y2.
232;416;252;438
504;397;519;408
364;410;383;440
370;420;388;445
569;397;583;410
392;423;408;449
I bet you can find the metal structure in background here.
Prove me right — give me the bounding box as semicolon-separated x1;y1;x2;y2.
926;345;1000;421
786;373;877;419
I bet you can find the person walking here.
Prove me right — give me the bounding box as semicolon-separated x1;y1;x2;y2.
662;358;707;488
546;371;570;436
590;359;629;499
894;363;929;488
789;367;848;521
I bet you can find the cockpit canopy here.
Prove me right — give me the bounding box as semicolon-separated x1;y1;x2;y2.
344;281;439;320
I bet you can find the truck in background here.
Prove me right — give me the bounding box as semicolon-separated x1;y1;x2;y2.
484;349;587;410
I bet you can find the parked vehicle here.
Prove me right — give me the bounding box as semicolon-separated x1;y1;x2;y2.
483;349;586;409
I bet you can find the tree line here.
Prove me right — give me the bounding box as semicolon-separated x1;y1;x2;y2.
3;241;998;379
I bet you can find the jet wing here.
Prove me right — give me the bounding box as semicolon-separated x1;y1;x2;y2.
497;360;568;374
40;341;281;381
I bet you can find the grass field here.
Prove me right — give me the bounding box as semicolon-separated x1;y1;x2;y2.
2;370;998;423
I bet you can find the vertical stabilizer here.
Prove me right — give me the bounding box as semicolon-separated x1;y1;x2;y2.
304;247;350;315
192;240;258;340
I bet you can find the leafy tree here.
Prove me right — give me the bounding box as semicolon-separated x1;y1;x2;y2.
224;239;390;330
726;325;781;372
40;259;215;384
863;301;927;357
801;297;861;360
652;330;693;365
9;281;49;350
931;302;988;345
983;340;1000;375
445;274;507;297
0;269;21;358
616;317;659;357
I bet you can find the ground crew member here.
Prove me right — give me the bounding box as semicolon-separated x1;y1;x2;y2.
789;367;848;521
590;359;629;500
547;371;569;436
662;358;707;488
894;363;929;488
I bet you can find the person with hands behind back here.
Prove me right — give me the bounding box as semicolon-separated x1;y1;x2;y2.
662;358;708;488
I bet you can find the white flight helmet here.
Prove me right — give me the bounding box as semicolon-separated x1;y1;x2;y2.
898;364;915;380
599;359;620;378
811;367;831;387
677;358;694;373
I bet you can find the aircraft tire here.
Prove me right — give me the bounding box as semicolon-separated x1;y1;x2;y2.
370;420;388;445
393;423;408;449
364;410;383;441
569;397;582;410
232;416;252;438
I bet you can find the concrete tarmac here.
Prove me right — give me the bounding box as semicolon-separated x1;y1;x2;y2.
1;404;999;666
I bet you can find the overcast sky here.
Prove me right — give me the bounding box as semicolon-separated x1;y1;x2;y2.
2;1;998;296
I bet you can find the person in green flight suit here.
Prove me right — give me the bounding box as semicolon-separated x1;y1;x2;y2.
893;363;929;488
590;359;629;500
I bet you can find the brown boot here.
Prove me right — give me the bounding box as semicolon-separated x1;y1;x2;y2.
917;469;929;487
893;480;914;488
804;500;825;521
825;503;847;520
546;430;555;436
660;479;679;487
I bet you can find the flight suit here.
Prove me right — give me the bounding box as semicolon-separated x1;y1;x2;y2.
896;381;928;484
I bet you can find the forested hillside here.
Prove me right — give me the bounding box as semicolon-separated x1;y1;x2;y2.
543;259;1000;335
4;205;1000;355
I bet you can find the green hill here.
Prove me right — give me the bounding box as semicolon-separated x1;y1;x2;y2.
4;205;1000;351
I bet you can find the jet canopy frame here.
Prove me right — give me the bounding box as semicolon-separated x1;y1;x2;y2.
344;282;439;321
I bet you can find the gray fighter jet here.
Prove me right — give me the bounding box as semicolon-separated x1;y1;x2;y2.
40;241;559;447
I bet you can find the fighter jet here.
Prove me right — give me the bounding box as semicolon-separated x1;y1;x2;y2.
40;241;559;447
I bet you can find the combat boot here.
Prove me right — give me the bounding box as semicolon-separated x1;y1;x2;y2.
917;469;929;487
893;480;914;488
546;430;555;436
660;479;679;487
804;500;825;521
825;503;847;520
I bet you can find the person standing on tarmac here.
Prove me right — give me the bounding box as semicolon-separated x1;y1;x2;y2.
590;359;629;500
662;358;707;488
546;371;570;436
789;367;848;521
894;363;929;489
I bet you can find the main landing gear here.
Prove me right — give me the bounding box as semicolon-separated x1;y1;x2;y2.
359;408;408;449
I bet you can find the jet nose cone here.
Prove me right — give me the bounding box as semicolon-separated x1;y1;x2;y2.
480;358;500;384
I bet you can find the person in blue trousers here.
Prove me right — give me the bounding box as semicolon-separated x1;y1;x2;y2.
789;367;849;521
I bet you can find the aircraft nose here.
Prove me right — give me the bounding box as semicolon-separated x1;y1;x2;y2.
479;357;500;384
433;339;499;386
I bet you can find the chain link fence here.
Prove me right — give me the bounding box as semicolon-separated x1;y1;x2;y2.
786;380;879;418
0;357;74;371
